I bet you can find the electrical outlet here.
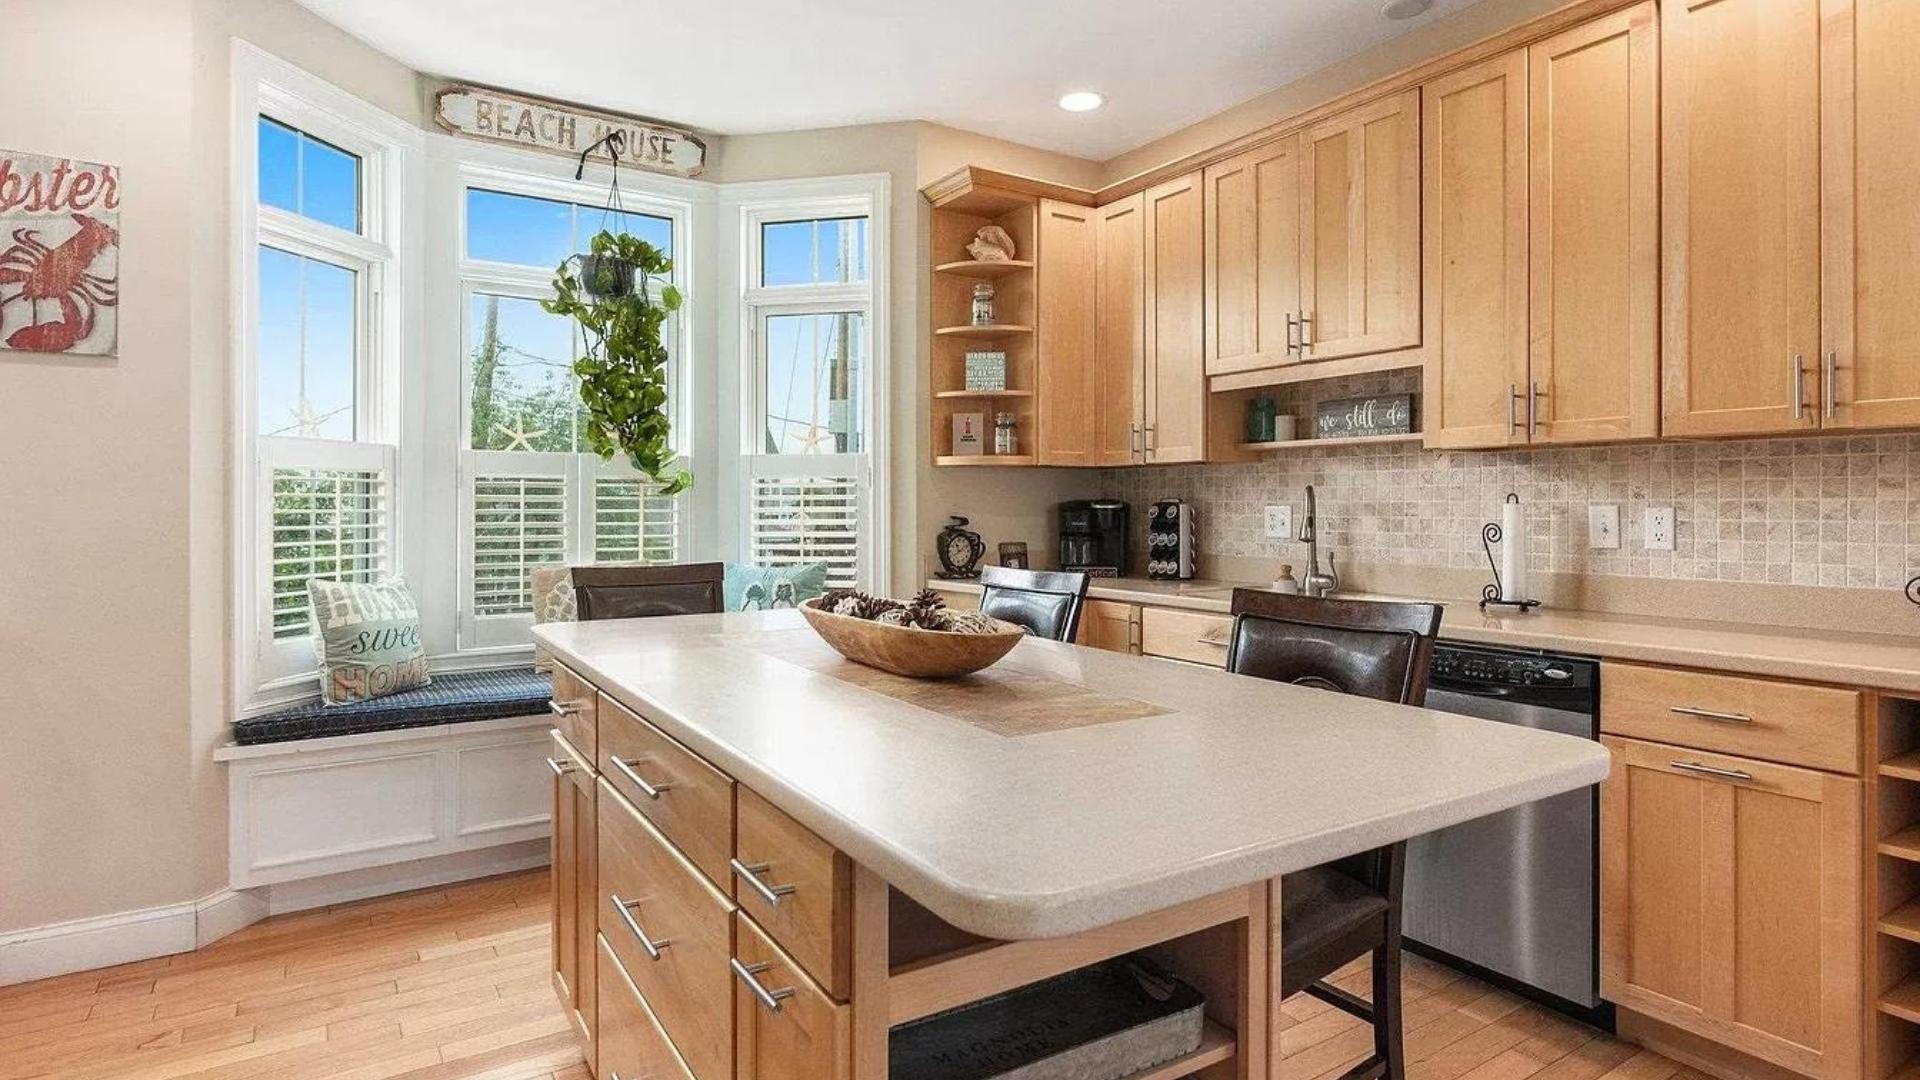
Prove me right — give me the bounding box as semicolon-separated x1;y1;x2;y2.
1589;505;1620;550
1644;506;1675;551
1264;504;1294;540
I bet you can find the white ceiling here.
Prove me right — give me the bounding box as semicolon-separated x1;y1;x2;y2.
296;0;1479;161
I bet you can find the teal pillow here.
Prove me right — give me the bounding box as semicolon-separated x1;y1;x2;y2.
307;577;430;705
724;563;829;611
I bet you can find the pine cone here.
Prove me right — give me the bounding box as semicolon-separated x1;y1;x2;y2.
899;588;948;630
817;588;860;613
848;594;903;621
910;588;946;611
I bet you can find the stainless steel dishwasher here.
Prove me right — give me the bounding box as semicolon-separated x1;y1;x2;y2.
1402;642;1604;1020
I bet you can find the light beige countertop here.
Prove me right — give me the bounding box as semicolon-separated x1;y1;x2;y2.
929;576;1920;694
535;610;1607;941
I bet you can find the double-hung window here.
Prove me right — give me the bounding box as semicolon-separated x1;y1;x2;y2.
456;178;689;650
238;60;415;706
737;187;886;589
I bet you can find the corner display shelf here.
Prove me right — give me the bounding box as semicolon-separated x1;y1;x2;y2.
933;455;1037;467
935;259;1035;278
1234;432;1422;452
934;389;1033;400
1868;692;1920;1079
935;324;1033;339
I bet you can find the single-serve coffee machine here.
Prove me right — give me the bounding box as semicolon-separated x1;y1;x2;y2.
1059;500;1129;577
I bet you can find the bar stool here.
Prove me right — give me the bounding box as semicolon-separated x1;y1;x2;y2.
571;562;725;621
977;566;1092;642
1224;588;1444;1080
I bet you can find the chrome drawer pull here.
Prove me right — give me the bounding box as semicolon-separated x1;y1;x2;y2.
609;894;669;961
1669;760;1753;782
610;755;672;800
731;858;798;907
545;757;574;777
1669;705;1753;724
550;700;582;718
731;958;796;1013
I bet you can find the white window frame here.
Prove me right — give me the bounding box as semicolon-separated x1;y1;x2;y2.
452;162;696;652
231;43;423;712
724;178;890;591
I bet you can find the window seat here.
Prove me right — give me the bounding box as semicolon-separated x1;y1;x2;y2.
233;668;553;746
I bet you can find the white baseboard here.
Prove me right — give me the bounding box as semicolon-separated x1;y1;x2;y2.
0;843;550;987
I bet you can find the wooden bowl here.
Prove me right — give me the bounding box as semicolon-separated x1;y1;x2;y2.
797;599;1027;678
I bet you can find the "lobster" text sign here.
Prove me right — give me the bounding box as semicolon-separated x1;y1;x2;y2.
0;150;120;357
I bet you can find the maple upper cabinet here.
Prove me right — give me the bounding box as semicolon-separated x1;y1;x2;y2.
1300;88;1422;362
1661;0;1822;437
1036;201;1099;466
1203;135;1304;376
1423;6;1658;450
1095;195;1146;465
1142;173;1207;464
1822;0;1920;430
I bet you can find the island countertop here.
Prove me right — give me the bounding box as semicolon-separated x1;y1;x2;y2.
534;610;1609;941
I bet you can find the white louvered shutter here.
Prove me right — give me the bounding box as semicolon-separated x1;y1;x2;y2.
471;474;568;616
268;467;389;638
593;475;680;564
749;476;861;587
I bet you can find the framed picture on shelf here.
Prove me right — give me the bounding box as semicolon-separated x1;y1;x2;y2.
951;412;985;456
998;542;1029;570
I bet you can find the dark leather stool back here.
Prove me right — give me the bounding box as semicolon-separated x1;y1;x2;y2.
1224;590;1443;706
977;566;1092;642
573;563;725;621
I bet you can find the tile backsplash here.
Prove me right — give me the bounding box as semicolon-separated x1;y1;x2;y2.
1105;384;1919;591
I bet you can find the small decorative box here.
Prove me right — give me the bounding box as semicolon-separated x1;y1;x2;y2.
964;350;1008;391
951;412;985;456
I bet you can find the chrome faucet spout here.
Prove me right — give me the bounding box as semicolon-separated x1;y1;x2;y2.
1300;485;1337;597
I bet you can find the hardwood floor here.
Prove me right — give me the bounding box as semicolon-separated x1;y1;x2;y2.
0;869;1685;1080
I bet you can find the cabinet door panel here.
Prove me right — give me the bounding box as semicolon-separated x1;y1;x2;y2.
1420;52;1528;450
1661;0;1821;436
1074;599;1138;654
1302;89;1421;362
1037;200;1099;466
1823;0;1920;429
1095;195;1145;466
1143;174;1206;464
1530;3;1660;444
1204;136;1302;376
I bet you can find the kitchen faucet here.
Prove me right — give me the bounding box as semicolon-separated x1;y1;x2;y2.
1299;484;1340;598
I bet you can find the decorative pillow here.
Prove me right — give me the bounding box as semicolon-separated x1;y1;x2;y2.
308;577;430;705
724;562;829;611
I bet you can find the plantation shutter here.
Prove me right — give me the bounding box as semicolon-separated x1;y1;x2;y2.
749;475;861;587
471;474;568;616
593;474;680;564
268;467;390;638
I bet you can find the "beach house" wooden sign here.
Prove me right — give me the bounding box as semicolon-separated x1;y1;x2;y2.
433;86;706;178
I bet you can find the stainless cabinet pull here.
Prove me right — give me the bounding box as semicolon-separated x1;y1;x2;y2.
730;858;798;907
731;958;796;1012
1508;383;1522;437
609;894;669;961
1669;760;1754;782
1195;631;1231;647
549;700;581;718
1823;351;1839;421
1299;313;1314;353
1527;381;1543;437
1286;312;1301;354
1791;354;1807;420
1669;705;1753;724
545;757;574;777
610;755;671;800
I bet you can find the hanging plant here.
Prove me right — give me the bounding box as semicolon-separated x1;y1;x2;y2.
543;230;689;494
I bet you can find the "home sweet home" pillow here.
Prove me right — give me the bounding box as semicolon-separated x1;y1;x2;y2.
307;577;431;705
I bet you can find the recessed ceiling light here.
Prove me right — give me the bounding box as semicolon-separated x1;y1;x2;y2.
1382;0;1433;19
1057;91;1105;113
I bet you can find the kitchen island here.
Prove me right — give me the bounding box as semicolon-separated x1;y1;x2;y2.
535;609;1609;1080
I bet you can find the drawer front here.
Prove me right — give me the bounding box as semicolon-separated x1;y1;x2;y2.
551;662;599;763
1139;607;1234;667
733;914;849;1080
596;934;694;1080
599;781;736;1080
1599;662;1861;773
600;692;735;888
733;787;852;1001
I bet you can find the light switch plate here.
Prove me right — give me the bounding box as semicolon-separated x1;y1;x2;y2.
1589;505;1620;550
1264;504;1293;540
1644;507;1675;551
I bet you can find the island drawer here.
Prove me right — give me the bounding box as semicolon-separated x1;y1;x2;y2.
733;787;853;1001
599;779;735;1080
599;692;735;888
596;934;694;1080
733;912;849;1080
1140;607;1233;668
549;662;599;763
1599;662;1861;774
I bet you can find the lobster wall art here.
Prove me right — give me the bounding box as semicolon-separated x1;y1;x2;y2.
0;150;121;357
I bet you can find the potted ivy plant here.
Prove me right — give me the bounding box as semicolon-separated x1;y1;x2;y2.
543;230;690;495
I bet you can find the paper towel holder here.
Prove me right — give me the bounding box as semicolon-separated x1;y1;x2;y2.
1479;493;1541;613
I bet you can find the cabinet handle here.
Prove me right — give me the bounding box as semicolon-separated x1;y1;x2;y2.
1129;424;1141;456
1823;351;1839;421
1286;312;1301;354
1299;313;1314;354
1508;383;1522;437
1791;354;1807;420
550;700;581;718
731;958;797;1013
1143;426;1156;458
1527;381;1543;437
609;755;672;800
1669;760;1754;782
545;757;574;777
609;894;670;961
1668;705;1753;724
731;858;798;907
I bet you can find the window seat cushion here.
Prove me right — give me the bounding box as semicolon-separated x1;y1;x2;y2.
233;668;553;746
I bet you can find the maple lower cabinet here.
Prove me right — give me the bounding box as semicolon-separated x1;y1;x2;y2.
1142;173;1206;464
1036;200;1099;466
734;912;851;1080
1074;599;1140;654
1300;88;1421;363
1095;195;1146;466
1600;735;1861;1080
549;735;597;1065
1203;135;1304;377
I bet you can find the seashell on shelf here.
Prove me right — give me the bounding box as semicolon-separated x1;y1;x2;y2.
965;225;1016;262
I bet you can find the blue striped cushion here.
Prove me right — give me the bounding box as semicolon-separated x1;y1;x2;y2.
233;668;552;746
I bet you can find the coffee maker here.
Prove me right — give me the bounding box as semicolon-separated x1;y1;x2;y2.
1059;500;1129;577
